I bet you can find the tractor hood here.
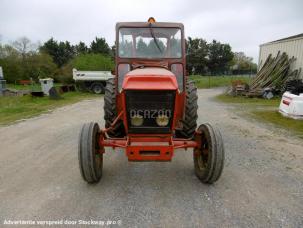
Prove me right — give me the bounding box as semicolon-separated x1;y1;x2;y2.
122;67;178;90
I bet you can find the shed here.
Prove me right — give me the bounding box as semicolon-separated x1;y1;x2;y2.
258;33;303;78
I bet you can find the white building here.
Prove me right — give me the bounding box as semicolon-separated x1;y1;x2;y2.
258;33;303;78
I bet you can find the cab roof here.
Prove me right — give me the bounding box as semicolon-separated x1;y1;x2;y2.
116;22;184;30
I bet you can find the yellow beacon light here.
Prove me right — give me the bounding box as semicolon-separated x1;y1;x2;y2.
148;17;156;23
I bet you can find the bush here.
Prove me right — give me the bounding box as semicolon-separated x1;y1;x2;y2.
0;57;23;83
24;53;57;81
0;52;57;83
53;63;73;84
71;53;114;71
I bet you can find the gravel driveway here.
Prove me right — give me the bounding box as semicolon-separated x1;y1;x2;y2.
0;89;302;227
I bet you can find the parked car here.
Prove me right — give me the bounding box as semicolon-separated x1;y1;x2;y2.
279;91;303;119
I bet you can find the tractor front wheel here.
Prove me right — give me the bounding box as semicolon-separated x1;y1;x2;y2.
194;123;224;184
78;122;103;183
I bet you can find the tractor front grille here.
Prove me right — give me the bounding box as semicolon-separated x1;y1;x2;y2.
125;90;175;134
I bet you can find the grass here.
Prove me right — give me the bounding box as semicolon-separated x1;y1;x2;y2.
189;75;252;89
0;92;99;125
6;83;62;91
216;94;303;138
215;94;280;106
252;111;303;138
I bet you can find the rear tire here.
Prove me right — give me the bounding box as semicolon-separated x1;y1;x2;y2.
91;83;105;94
175;80;198;139
78;122;103;183
194;123;224;184
104;78;125;138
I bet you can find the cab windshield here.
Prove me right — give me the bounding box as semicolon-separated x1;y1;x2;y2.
118;27;182;58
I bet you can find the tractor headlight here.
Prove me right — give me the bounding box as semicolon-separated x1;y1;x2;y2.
131;114;143;126
156;114;169;127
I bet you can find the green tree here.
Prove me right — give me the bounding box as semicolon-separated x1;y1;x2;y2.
75;41;88;55
90;37;110;55
39;38;58;62
56;41;75;67
207;40;234;75
186;37;208;74
231;52;257;74
40;38;75;67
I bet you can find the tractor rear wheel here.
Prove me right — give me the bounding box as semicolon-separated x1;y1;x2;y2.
78;122;103;183
194;123;224;184
175;80;198;139
104;78;125;138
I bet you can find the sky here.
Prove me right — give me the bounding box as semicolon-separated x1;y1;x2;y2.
0;0;302;63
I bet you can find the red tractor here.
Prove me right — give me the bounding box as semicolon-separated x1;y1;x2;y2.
78;18;224;184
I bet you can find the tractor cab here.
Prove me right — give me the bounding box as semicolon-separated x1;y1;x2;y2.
115;18;186;93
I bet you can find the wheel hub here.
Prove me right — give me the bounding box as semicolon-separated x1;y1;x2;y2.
196;134;209;171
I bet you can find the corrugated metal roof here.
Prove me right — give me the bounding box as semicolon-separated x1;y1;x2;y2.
261;33;303;46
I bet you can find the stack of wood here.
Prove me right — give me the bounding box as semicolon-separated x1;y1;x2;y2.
230;80;249;96
247;51;301;97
